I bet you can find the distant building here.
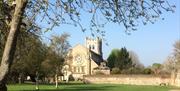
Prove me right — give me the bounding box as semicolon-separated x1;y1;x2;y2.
64;37;109;80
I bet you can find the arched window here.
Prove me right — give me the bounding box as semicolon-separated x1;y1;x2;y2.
92;45;95;50
89;45;91;49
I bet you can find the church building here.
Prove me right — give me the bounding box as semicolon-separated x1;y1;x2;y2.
64;37;107;79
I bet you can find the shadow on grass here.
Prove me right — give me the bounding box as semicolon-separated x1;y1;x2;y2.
20;85;115;91
59;82;86;85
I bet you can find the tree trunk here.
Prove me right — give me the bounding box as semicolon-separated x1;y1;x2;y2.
55;74;58;88
35;71;39;90
0;0;27;90
18;73;22;84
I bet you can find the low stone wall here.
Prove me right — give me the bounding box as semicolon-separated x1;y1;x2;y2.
92;69;110;75
173;73;180;87
83;75;171;86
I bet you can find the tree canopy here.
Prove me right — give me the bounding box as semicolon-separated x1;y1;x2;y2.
174;40;180;69
107;48;132;71
0;0;175;36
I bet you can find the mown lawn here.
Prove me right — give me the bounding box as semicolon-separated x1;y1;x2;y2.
8;83;178;91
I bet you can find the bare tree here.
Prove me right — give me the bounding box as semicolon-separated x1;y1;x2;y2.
151;63;162;75
42;33;70;88
174;40;180;70
162;40;180;75
129;51;144;68
162;55;176;74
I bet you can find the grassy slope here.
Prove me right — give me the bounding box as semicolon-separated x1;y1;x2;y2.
7;83;175;91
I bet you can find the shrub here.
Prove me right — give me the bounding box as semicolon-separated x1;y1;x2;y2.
143;68;152;74
68;75;75;81
111;68;121;74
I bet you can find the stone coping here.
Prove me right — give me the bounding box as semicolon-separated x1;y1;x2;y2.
84;74;171;78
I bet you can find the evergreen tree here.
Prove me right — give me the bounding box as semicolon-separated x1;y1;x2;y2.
107;47;133;72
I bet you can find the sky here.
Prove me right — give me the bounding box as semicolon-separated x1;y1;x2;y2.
42;0;180;67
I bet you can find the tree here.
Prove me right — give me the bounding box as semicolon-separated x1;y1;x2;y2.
0;0;27;90
107;49;119;69
129;51;144;69
0;14;45;83
173;40;180;70
107;47;133;74
143;68;153;74
162;55;176;74
10;34;47;84
151;63;162;75
162;40;180;75
9;32;47;84
128;51;145;74
162;40;180;73
41;33;70;88
0;0;175;90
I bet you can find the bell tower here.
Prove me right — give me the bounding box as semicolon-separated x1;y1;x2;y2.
85;37;102;56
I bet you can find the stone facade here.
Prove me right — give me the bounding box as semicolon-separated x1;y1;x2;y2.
64;37;109;80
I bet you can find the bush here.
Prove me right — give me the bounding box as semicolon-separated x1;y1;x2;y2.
128;67;144;74
68;75;75;81
121;69;129;74
114;67;144;74
111;68;121;74
143;68;152;74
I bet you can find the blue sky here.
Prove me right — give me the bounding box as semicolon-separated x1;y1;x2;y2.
42;0;180;67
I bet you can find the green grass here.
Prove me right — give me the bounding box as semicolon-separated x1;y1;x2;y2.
8;83;178;91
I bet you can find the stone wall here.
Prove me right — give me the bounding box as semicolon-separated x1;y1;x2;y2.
173;72;180;87
92;69;110;75
83;75;175;86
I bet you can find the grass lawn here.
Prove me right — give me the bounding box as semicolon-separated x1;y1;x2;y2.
8;83;179;91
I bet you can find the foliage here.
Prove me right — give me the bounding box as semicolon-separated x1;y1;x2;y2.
23;0;175;36
50;33;71;58
121;67;144;74
162;40;180;74
0;31;71;84
162;55;176;74
41;33;70;77
151;63;162;75
8;32;47;82
173;40;180;69
129;51;144;69
1;16;45;82
107;48;144;74
142;68;152;74
111;67;121;74
68;75;75;81
1;0;175;37
107;47;133;70
107;49;118;69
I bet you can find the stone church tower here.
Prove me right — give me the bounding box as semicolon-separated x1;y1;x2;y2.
85;37;102;56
